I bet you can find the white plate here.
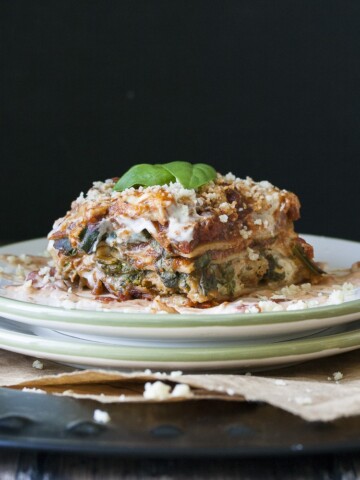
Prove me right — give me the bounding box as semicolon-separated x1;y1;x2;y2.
0;317;359;370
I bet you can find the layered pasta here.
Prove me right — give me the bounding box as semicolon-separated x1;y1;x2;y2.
48;173;319;306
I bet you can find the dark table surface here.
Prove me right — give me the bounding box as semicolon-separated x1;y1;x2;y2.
0;389;360;479
2;450;360;479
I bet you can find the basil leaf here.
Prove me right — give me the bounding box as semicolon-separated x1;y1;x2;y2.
114;162;217;191
163;161;217;189
113;164;175;191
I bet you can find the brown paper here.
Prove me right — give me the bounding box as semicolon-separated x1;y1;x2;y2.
2;348;360;421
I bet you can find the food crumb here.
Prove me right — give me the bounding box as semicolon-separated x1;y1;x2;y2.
226;388;235;396
6;255;17;264
170;370;183;378
143;381;171;400
171;384;192;398
333;371;344;381
93;409;111;424
22;387;46;394
32;360;44;370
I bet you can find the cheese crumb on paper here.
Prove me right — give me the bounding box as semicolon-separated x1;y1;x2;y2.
32;360;44;370
171;384;192;398
143;381;171;400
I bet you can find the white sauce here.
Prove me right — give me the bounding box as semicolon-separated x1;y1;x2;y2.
115;216;157;242
167;203;196;242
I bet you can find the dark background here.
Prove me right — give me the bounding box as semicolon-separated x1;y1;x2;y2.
1;1;359;242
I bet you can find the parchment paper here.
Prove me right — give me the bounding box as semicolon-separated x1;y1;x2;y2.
2;348;360;421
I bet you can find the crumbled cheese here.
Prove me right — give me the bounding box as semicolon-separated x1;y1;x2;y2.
240;228;251;239
286;300;308;311
219;214;228;223
171;384;192;398
258;300;284;312
274;379;287;386
32;360;44;370
6;255;17;264
247;247;259;261
170;371;183;378
327;290;345;305
219;202;231;211
164;182;196;202
253;218;262;225
265;192;280;206
224;172;236;182
22;387;46;394
280;284;302;297
19;254;32;264
259;180;274;189
144;369;152;375
143;381;171;400
333;371;343;381
245;305;260;314
342;282;355;291
15;265;25;279
75;192;85;203
205;192;217;200
226;388;235;396
92;181;104;189
24;280;33;288
38;266;51;276
93;409;111;424
306;299;319;308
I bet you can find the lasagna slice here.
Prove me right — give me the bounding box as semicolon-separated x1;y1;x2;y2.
48;173;320;305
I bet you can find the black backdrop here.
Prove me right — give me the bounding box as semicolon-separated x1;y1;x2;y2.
1;1;360;242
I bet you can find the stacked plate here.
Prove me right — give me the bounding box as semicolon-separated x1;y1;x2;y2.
0;235;359;371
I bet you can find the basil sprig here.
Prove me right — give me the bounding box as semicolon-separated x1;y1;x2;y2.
113;162;216;191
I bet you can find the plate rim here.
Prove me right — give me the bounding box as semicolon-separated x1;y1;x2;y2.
0;320;360;363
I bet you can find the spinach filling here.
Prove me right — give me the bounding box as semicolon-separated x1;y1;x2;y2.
198;261;235;297
263;254;285;282
155;248;188;291
78;225;102;253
